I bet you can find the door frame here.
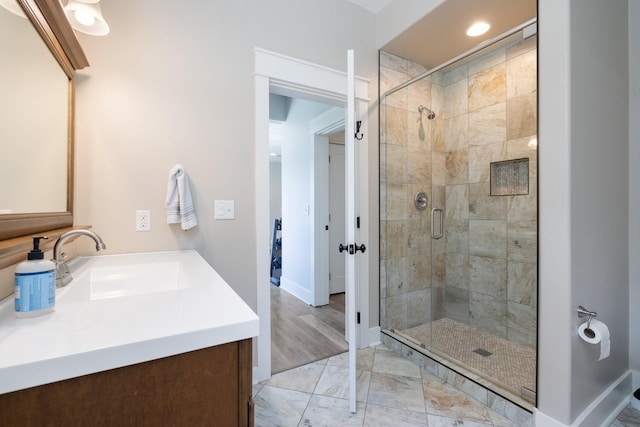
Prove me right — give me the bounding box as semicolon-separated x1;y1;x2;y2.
254;48;370;382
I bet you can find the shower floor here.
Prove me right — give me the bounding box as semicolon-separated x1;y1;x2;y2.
402;318;536;399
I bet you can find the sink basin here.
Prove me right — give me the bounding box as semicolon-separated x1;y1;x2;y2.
57;252;189;303
0;250;260;395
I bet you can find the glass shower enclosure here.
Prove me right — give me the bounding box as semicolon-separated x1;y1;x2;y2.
379;28;538;406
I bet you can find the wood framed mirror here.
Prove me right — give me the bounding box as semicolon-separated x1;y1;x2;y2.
0;0;88;242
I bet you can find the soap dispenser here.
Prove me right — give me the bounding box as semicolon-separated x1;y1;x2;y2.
14;236;56;318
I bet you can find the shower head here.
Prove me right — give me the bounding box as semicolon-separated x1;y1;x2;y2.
418;105;436;120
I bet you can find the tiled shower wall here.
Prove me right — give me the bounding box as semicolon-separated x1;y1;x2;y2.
380;35;538;347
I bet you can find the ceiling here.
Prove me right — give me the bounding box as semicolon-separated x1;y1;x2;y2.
350;0;536;69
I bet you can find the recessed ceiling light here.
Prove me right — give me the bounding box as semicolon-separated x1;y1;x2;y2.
466;22;490;37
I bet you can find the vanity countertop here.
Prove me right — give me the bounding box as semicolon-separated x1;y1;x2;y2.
0;250;259;395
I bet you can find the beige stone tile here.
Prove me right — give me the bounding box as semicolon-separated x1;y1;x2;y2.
385;184;407;221
385;144;407;184
438;64;468;86
507;220;537;263
468;63;507;112
445;253;469;289
487;393;534;427
408;61;428;79
408;148;431;183
444;114;469;151
406;254;431;292
469;220;507;258
373;347;422;379
469;142;506;183
446;148;469;184
364;403;429;426
427;414;494;426
384;294;408;330
506;34;537;60
385;257;407;297
368;371;426;412
314;364;371;402
469;255;507;299
444;78;468;118
408;75;432;113
469;292;507;338
469;182;507;220
254;385;310;427
506;190;537;221
468;47;505;76
445;286;470;324
406;216;430;254
469;102;506;145
384;104;408;145
301;394;366;426
265;362;326;393
445;184;469;221
380;51;408;74
507;301;537;346
408;112;432;151
506;92;537;140
507;261;537;307
422;374;493;423
507;49;537;99
326;348;375;371
407;289;432;327
431;116;446;152
385;220;407;259
432;152;447;185
445;219;469;254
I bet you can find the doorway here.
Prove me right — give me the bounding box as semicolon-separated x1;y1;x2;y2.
254;48;371;382
268;98;347;373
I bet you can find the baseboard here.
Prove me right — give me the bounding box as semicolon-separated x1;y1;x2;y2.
535;370;633;427
279;276;313;305
362;326;381;348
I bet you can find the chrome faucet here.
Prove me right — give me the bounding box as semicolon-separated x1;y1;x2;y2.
53;229;106;287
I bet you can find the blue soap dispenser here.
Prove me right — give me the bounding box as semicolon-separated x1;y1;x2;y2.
14;236;56;318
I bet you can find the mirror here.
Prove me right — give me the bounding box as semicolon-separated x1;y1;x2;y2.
0;0;88;241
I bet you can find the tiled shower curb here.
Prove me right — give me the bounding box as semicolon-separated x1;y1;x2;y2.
381;331;534;427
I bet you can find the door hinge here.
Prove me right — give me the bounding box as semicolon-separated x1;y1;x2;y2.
357;312;361;324
356;216;360;229
325;225;329;230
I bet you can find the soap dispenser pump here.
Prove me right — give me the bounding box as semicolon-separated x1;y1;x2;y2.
14;236;56;318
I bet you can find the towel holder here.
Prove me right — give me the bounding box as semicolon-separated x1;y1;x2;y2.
577;305;597;329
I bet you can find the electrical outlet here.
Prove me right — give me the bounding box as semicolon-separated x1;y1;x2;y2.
136;210;151;231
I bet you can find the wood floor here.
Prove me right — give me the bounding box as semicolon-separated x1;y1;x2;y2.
271;285;347;374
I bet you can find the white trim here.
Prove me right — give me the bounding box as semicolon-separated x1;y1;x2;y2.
534;370;632;427
254;48;370;383
279;277;314;306
364;326;381;347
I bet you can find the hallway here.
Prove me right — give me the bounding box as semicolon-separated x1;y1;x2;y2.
271;285;347;373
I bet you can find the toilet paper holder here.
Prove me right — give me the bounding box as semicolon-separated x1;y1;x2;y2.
577;305;597;329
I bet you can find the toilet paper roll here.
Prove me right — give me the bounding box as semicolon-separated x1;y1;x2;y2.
578;319;610;361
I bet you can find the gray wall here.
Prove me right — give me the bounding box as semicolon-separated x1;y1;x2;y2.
538;0;630;423
72;0;378;317
629;0;640;375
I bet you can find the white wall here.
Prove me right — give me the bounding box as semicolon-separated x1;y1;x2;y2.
538;0;630;424
73;0;378;313
375;0;446;48
279;98;332;304
629;0;640;375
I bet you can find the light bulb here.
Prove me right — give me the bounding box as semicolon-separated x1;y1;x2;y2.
466;22;490;37
75;9;95;26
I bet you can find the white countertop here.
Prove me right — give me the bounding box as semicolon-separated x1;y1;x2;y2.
0;250;259;394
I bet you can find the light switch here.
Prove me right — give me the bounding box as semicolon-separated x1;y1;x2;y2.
215;200;235;220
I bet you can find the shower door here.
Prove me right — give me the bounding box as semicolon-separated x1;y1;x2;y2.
380;31;538;404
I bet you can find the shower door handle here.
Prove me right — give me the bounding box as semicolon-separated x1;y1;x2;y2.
431;208;443;240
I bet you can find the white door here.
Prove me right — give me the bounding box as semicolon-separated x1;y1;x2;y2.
345;49;359;414
329;143;346;295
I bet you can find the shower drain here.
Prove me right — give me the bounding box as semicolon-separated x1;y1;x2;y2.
472;348;492;357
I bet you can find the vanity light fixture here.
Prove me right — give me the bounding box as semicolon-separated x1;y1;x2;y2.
466;21;490;37
64;0;109;36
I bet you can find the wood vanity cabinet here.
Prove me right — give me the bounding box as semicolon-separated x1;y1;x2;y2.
0;339;253;426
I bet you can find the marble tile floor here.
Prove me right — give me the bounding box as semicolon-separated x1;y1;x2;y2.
610;404;640;427
254;344;529;427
